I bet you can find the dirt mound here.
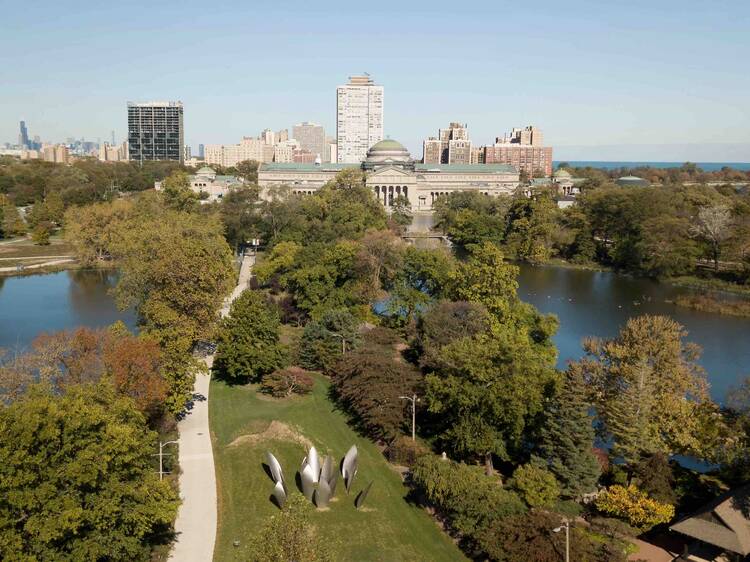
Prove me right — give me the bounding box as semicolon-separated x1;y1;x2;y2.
227;420;313;449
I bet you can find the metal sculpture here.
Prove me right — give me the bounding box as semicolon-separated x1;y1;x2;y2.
355;481;373;509
265;444;369;510
300;462;316;501
265;451;284;484
314;478;332;508
272;479;287;508
320;455;333;486
308;446;321;483
342;445;358;494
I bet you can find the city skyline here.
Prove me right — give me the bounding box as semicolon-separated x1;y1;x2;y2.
1;1;749;162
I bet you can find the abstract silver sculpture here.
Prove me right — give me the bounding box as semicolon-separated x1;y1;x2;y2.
300;462;316;501
308;446;321;483
355;481;373;509
266;451;285;484
314;477;332;508
342;445;358;494
272;479;287;508
265;444;368;510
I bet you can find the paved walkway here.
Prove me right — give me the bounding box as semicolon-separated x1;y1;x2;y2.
0;257;74;273
168;254;255;562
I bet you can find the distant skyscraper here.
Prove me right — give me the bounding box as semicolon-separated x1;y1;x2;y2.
293;122;326;160
198;143;205;158
111;130;116;146
18;121;29;149
127;101;184;163
336;75;384;163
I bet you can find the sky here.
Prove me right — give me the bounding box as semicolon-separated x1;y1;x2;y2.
2;0;749;161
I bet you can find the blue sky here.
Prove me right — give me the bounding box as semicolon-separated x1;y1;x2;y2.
2;0;749;161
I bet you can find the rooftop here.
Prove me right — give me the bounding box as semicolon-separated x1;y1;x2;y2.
258;162;518;174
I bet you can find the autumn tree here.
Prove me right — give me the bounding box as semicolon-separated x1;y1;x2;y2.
504;192;559;263
110;200;234;410
577;315;717;465
64;199;134;265
160;170;199;212
0;383;178;560
212;290;286;383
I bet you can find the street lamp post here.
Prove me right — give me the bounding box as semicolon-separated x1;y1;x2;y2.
399;394;420;441
552;519;570;562
329;332;347;354
154;440;179;481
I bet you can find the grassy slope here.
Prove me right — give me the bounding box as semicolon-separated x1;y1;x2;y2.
210;375;466;562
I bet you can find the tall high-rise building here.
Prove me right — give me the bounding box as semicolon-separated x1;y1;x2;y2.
423;122;471;164
277;129;289;143
336;75;384;163
261;128;276;146
18;121;29;149
127;101;184;163
198;144;205;158
292;122;326;161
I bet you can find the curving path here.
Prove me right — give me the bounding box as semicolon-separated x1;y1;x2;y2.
168;254;255;562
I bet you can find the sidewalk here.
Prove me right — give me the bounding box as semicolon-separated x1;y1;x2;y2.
168;254;255;562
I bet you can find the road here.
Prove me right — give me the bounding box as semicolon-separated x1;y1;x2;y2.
168;254;255;562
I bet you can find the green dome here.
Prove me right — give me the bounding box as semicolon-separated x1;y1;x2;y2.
369;139;407;152
553;168;572;178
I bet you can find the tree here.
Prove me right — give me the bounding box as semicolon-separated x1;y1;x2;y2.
1;202;26;238
0;327;168;425
537;367;601;499
427;243;558;475
577;315;715;465
504;193;559;263
110;202;234;410
632;453;676;505
298;309;360;372
235;160;260;184
691;204;733;271
387;246;456;326
212;290;286;383
219;187;262;251
477;510;628;562
332;328;422;441
509;464;560;508
355;229;404;298
260;367;314;398
595;485;675;531
389;194;413;233
0;383;178;560
160;170;199;212
638;216;699;276
64;199;134;265
243;495;331;562
31;222;51;245
410;455;526;542
416;300;491;370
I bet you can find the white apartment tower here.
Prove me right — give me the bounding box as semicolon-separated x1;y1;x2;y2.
336;75;383;163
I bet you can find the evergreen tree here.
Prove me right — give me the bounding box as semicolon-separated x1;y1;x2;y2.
538;366;601;499
212;290;286;383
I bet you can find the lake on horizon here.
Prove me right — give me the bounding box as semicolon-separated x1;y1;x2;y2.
554;160;750;172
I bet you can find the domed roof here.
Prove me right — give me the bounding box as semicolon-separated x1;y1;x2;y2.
196;166;216;176
365;139;411;165
553;168;572;178
616;175;648;187
369;139;407;152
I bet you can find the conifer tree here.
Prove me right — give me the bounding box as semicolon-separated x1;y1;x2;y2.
538;366;601;499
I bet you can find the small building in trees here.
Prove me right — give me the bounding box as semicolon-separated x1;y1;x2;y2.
616;175;649;187
670;484;750;561
155;166;242;203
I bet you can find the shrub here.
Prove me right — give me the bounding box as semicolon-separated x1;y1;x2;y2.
411;454;525;541
595;485;675;531
298;309;360;373
509;464;560;508
386;436;430;467
260;367;314;398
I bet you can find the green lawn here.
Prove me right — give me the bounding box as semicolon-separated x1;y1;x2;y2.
210;375;467;562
